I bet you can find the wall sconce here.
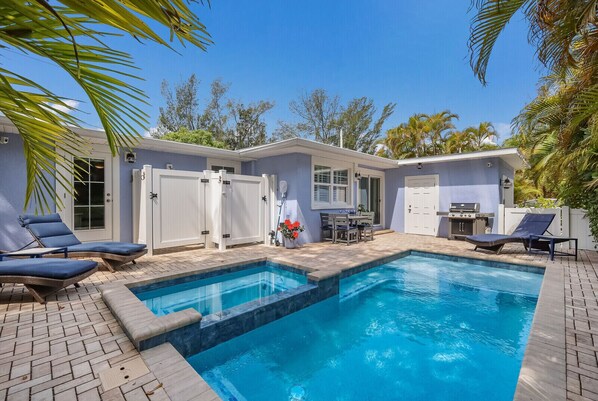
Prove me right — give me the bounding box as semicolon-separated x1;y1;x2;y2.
501;177;513;189
354;171;361;180
417;163;423;170
124;152;136;164
166;163;173;170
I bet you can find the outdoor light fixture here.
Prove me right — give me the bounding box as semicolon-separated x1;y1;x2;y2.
166;163;173;170
417;163;423;170
0;136;8;145
354;171;361;180
501;177;513;189
124;152;136;164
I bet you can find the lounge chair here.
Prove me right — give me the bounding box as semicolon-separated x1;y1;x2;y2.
19;214;147;272
0;258;98;303
465;213;556;254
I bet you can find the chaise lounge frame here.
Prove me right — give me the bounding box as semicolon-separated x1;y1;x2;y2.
0;266;98;303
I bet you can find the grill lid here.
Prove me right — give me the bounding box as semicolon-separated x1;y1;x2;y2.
449;202;480;213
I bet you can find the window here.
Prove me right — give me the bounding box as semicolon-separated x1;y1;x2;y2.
312;159;352;209
211;165;235;174
73;158;105;230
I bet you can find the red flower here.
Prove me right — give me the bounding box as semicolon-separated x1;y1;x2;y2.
293;221;300;228
284;219;291;226
293;231;299;238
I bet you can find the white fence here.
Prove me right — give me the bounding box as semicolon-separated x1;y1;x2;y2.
499;205;596;250
134;166;272;255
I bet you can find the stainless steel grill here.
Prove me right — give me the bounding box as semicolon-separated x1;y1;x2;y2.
446;202;494;240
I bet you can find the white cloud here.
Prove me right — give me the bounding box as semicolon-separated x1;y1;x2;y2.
494;122;512;139
143;126;159;138
49;99;80;114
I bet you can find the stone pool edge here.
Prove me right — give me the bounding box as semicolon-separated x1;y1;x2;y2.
513;260;566;401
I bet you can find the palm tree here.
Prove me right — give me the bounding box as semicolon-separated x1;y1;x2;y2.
444;130;474;154
469;0;598;240
424;110;459;155
1;1;211;211
464;122;498;150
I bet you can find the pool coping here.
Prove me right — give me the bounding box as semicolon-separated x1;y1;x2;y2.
103;250;564;401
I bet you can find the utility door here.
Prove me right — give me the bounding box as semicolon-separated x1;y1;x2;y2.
404;175;439;236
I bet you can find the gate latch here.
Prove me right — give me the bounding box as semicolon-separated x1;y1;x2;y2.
261;195;267;202
149;192;158;199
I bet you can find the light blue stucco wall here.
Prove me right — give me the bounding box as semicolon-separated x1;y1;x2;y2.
118;149;206;243
386;158;508;237
249;153;364;243
0;133;56;250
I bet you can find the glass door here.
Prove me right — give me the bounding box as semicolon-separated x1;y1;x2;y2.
358;175;382;225
72;155;113;241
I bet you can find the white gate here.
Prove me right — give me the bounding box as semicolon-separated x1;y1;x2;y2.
136;166;271;254
151;168;207;249
209;170;269;250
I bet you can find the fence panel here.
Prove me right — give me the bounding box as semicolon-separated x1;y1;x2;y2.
570;209;596;250
503;206;595;250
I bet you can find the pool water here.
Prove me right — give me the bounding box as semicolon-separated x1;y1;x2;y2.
187;255;543;401
136;263;307;317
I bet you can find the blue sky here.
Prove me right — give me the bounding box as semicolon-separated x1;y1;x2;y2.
5;0;545;141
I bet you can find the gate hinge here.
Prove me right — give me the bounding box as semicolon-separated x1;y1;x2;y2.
262;195;267;202
149;192;158;199
222;234;231;238
201;230;210;235
201;178;209;183
222;180;231;185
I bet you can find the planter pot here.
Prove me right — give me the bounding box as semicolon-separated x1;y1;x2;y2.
284;239;297;249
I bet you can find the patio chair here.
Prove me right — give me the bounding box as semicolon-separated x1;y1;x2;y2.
332;214;359;246
465;213;556;254
19;214;147;272
320;213;333;241
358;212;375;241
0;258;98;303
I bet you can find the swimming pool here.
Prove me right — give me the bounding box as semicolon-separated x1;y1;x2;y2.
187;254;543;401
135;262;307;317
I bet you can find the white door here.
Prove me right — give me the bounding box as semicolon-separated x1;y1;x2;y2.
405;175;439;236
58;152;114;242
152;169;206;249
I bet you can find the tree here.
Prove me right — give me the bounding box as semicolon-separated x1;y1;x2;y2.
270;121;301;142
1;1;211;211
157;74;202;135
289;89;341;144
469;0;598;241
225;100;275;149
161;129;227;149
464;122;499;150
200;79;230;142
426;111;459;154
336;98;396;154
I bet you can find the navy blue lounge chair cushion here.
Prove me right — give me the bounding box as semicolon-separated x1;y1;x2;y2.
67;242;146;256
19;214;81;247
19;214;146;256
0;259;97;280
466;234;516;243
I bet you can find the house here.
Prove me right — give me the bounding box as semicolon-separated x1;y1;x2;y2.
0;116;526;251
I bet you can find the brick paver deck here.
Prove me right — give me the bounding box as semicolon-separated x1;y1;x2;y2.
1;233;596;401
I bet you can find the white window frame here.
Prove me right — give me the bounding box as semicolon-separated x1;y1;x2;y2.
207;158;241;175
311;156;353;210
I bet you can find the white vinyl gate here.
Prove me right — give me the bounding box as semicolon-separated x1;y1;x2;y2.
152;168;207;249
135;166;271;254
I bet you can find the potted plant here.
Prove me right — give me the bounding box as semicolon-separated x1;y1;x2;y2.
278;219;305;249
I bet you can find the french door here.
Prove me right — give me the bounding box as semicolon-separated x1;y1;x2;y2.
58;151;114;242
358;173;383;226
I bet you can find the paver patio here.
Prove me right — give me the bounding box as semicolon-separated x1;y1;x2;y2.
0;232;596;401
